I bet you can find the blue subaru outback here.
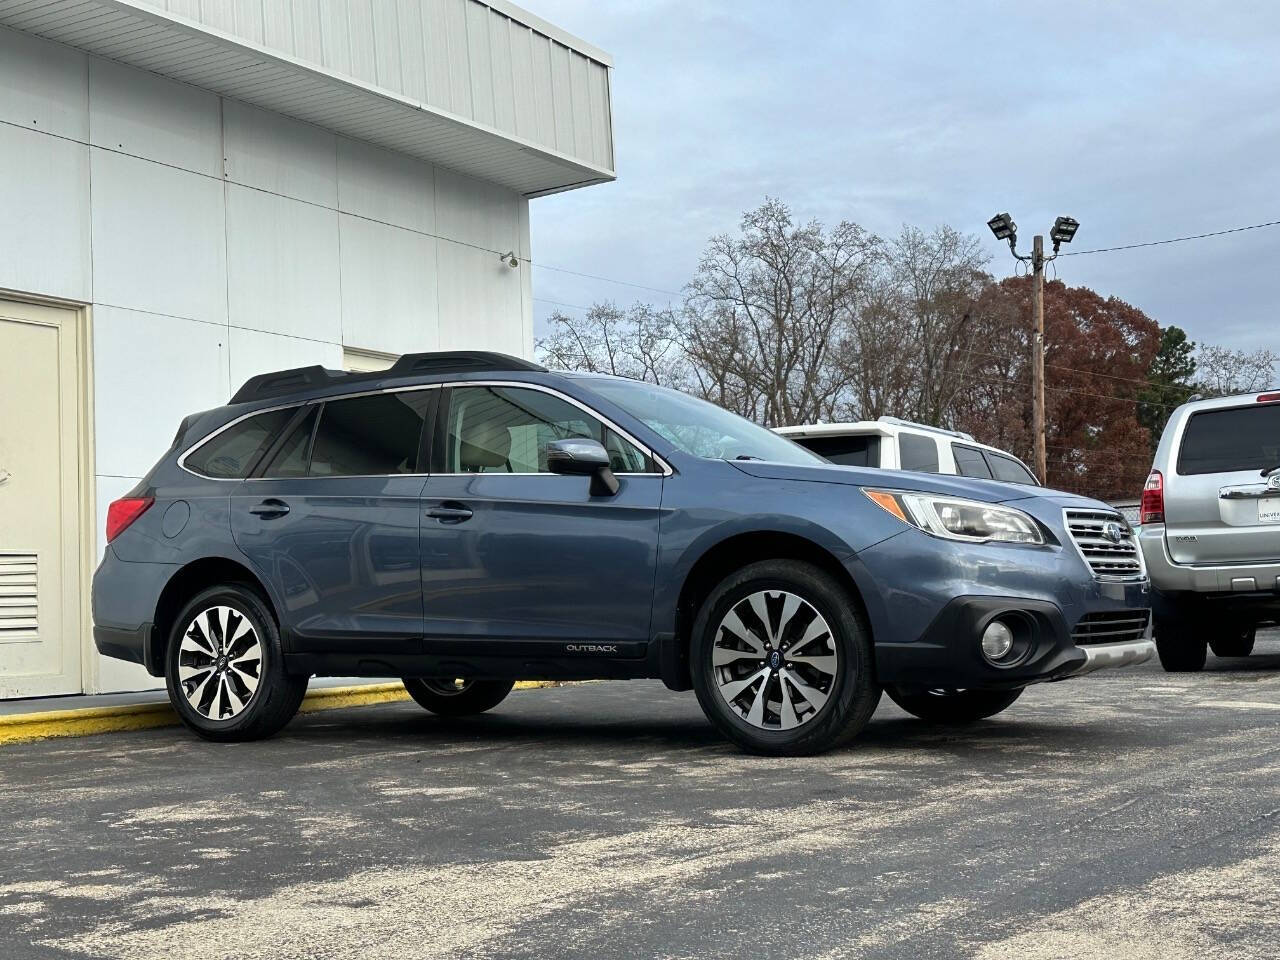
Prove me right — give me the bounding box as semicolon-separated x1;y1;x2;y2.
93;352;1154;755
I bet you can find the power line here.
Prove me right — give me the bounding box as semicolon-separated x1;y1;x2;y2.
1061;218;1280;257
529;263;682;298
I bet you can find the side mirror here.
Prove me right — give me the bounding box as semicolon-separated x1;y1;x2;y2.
546;438;620;496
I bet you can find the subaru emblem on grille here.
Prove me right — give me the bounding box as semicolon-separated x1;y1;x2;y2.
1102;521;1124;544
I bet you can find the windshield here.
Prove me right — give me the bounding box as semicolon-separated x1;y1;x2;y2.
580;378;825;466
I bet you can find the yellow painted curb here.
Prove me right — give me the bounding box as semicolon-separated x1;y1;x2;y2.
0;679;559;746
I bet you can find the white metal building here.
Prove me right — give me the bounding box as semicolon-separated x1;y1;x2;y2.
0;0;614;698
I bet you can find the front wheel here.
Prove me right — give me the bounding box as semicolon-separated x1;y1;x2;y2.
1210;625;1256;659
402;678;516;716
1154;603;1207;672
886;687;1022;723
690;559;880;756
165;584;308;742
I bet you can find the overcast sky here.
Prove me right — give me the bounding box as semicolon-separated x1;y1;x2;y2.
525;0;1279;353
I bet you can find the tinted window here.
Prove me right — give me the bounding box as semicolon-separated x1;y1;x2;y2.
185;408;294;479
446;386;650;474
794;435;881;467
308;392;431;476
262;407;318;478
899;433;940;473
952;443;993;479
988;452;1038;485
1178;405;1280;475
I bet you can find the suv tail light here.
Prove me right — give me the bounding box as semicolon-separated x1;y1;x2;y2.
1258;392;1280;403
1141;470;1164;525
106;496;154;543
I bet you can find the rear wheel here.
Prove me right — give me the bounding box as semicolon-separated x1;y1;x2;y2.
1154;602;1207;672
165;584;308;741
886;687;1022;723
690;559;880;756
1210;625;1256;659
402;678;515;716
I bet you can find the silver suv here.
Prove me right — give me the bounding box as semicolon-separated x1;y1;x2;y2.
1139;391;1280;670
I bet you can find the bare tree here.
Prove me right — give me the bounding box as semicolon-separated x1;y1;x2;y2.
682;198;880;426
1196;344;1279;397
536;301;689;387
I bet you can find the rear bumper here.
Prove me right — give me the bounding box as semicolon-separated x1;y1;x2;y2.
1139;525;1280;594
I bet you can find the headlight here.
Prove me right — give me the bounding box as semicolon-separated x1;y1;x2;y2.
864;490;1044;544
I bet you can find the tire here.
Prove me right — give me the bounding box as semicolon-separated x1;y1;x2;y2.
1210;626;1256;659
165;583;308;742
402;678;516;716
690;559;880;756
886;687;1023;723
1154;603;1207;672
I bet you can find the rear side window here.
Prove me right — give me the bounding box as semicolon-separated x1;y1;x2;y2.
952;443;993;479
793;435;881;467
184;408;294;479
308;392;432;476
988;452;1037;485
1178;405;1280;475
898;433;940;473
261;407;318;478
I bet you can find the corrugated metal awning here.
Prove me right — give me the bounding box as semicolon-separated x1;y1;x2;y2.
0;0;615;197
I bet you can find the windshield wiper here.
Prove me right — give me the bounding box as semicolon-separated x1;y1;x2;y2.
1261;462;1280;478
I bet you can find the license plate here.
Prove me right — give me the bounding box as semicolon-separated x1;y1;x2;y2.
1261;500;1280;524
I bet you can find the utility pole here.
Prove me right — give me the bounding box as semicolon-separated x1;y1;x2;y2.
1031;234;1046;483
986;213;1079;485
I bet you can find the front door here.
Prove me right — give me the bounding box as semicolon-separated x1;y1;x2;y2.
0;300;85;698
230;389;434;654
420;384;662;656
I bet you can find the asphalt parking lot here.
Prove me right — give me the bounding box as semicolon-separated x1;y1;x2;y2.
4;633;1280;960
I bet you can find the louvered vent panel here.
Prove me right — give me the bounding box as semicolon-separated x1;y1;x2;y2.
0;553;38;642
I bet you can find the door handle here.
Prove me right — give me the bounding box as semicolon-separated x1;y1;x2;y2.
426;503;473;524
249;498;290;518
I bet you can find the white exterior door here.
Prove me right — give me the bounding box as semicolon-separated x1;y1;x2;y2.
0;300;86;698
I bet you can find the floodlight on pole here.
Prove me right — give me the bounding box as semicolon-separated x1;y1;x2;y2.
984;212;1082;485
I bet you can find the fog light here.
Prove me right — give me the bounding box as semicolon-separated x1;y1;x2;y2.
981;620;1015;661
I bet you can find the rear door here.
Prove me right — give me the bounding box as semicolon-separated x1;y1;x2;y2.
230;389;434;653
1165;399;1280;564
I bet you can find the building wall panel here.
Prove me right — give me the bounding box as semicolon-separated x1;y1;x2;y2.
0;25;88;141
435;241;523;355
225;184;342;343
222;99;339;208
92;305;229;479
88;58;222;177
0;124;91;303
338;214;439;356
89;148;227;323
336;136;436;234
435;166;519;255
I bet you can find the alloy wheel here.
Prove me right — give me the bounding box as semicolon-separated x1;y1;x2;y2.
178;605;263;722
712;590;840;731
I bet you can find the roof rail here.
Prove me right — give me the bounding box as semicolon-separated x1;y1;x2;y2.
228;350;545;404
877;415;974;441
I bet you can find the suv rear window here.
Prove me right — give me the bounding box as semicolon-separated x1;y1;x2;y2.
793;435;880;467
1178;404;1280;475
952;443;993;479
184;408;294;479
898;433;939;473
988;452;1037;485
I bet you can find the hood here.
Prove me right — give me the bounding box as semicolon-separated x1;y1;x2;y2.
727;460;1037;504
727;461;1116;511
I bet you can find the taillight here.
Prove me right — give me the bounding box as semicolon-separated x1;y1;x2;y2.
106;497;154;543
1141;470;1164;525
1258;392;1280;403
